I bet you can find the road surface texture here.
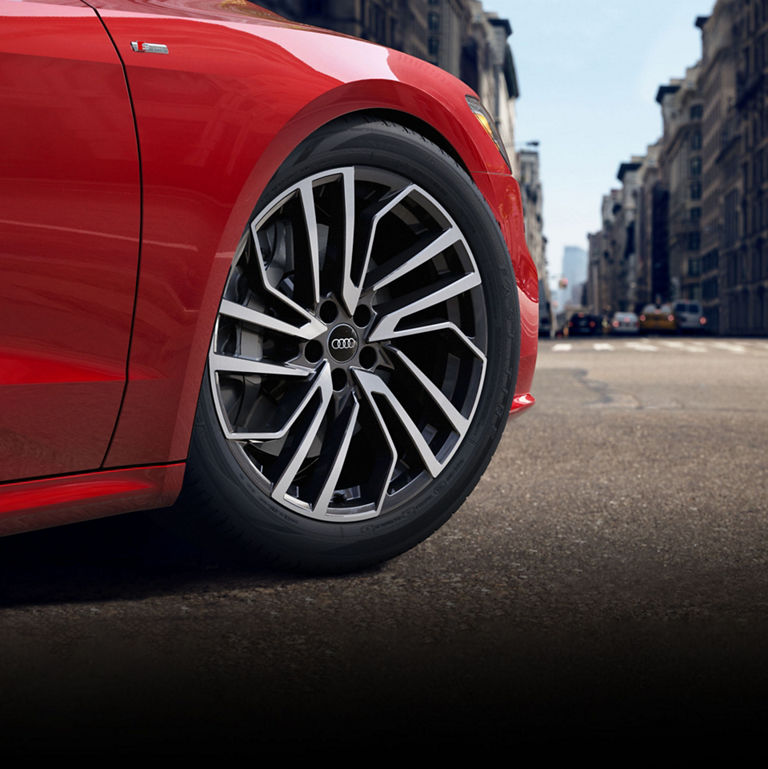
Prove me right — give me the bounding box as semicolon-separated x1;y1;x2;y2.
1;337;767;754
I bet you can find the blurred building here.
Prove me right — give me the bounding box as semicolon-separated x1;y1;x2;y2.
587;190;620;315
561;245;587;309
587;156;644;316
586;229;604;314
426;0;470;75
517;148;545;275
635;141;665;308
695;4;737;333
657;65;704;307
615;157;643;311
729;0;768;335
589;0;768;336
517;146;551;329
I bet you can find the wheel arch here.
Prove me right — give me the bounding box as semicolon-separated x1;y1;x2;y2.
347;107;471;174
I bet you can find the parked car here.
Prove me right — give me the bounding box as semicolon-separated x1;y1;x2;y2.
673;301;708;333
567;312;603;335
0;0;538;572
610;311;639;334
639;303;676;333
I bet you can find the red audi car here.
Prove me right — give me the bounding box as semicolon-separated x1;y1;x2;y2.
0;0;537;571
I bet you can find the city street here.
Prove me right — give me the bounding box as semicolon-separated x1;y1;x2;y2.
1;337;767;752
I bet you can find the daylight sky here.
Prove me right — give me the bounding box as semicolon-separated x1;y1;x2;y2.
494;0;712;281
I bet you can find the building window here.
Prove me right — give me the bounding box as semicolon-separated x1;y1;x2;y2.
690;206;702;222
690;181;702;200
690;104;703;120
428;12;440;32
428;36;439;56
757;33;767;72
754;242;764;280
724;190;739;247
688;233;701;252
690;156;702;176
372;5;385;41
691;130;702;149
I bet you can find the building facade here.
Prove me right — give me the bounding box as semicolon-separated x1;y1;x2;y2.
634;142;664;308
589;0;768;335
729;0;768;334
695;4;736;332
517;147;551;329
656;66;704;307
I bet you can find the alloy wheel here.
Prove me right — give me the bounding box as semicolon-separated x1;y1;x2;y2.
208;166;488;522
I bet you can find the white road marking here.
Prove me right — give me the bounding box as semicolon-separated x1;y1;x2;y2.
626;342;658;352
661;340;706;353
543;338;764;356
713;341;746;353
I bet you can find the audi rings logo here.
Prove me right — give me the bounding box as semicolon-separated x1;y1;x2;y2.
327;324;359;362
331;337;356;351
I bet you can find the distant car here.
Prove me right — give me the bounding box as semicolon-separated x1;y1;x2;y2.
673;301;707;333
610;311;639;334
639;303;676;333
567;312;603;335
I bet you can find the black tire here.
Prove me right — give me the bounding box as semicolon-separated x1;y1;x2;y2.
176;116;519;573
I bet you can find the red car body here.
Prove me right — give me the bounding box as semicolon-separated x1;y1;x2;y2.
0;0;536;539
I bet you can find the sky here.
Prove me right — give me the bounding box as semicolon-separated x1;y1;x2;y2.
493;0;713;282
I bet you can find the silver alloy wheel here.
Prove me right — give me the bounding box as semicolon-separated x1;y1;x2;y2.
208;166;487;523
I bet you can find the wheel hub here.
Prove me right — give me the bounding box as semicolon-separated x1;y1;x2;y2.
326;323;359;363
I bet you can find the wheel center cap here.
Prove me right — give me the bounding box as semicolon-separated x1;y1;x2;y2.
327;323;359;363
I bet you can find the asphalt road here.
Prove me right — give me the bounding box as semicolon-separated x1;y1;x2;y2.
1;336;767;754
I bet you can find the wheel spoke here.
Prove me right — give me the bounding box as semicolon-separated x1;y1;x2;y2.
298;179;321;307
210;352;312;378
349;377;398;514
387;347;471;434
370;227;463;292
341;183;416;314
218;299;325;340
250;218;319;321
353;369;442;478
376;320;486;357
312;395;360;516
271;363;334;505
368;272;481;342
339;167;357;315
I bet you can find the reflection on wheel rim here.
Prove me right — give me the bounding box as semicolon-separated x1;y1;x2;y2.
209;166;487;522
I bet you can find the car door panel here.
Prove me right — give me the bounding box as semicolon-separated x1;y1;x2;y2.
0;0;140;480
